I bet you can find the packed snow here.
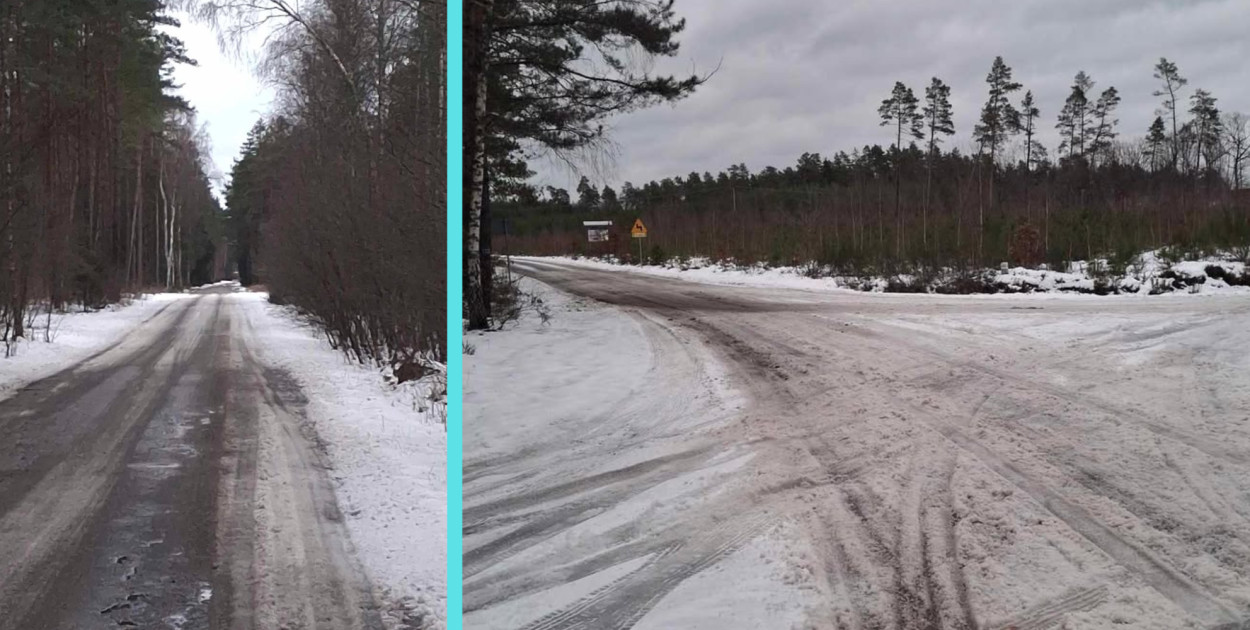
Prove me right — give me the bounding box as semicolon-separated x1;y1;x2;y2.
234;292;447;629
465;259;1250;629
463;274;753;628
0;292;196;397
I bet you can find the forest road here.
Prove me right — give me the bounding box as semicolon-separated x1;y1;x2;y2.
478;258;1250;630
0;286;383;630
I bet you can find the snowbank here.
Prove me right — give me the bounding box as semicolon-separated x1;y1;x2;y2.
462;275;653;460
233;292;447;629
526;250;1250;298
0;292;195;398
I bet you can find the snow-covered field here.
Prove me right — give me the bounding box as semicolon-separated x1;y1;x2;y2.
0;292;196;397
527;250;1250;298
465;259;1250;629
234;292;448;628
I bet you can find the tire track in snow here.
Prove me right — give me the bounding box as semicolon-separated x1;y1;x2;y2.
493;260;1250;628
860;319;1250;469
791;312;1244;626
895;397;1242;626
989;585;1110;630
900;354;1250;584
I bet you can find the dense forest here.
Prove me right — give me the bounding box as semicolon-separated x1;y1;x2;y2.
494;57;1250;273
210;0;447;367
0;0;221;350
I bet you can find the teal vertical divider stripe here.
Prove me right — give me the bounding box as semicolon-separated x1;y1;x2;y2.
446;0;463;627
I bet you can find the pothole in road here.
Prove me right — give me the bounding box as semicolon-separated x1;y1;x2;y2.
100;593;148;615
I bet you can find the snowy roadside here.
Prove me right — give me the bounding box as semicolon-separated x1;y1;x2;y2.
232;292;447;629
462;276;800;629
523;250;1250;298
462;275;652;461
0;292;196;398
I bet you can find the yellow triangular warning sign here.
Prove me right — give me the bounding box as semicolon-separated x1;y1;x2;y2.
631;218;647;238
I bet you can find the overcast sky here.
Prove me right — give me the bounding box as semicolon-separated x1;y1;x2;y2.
161;11;274;200
538;0;1250;191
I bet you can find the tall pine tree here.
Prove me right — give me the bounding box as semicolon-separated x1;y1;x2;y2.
922;77;954;250
1153;58;1188;170
879;81;922;256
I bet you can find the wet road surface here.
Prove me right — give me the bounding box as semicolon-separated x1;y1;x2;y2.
0;287;381;630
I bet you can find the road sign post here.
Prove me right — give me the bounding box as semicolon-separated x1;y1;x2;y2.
630;219;648;264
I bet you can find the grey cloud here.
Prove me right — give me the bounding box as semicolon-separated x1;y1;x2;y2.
539;0;1250;190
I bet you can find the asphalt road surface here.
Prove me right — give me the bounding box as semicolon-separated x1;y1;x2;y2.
0;286;381;630
465;259;1250;630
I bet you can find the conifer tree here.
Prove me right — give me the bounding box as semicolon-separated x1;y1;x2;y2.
1020;90;1042;172
1188;89;1222;173
1145;116;1168;172
922;78;954;249
879;81;922;255
972;56;1021;258
1153;58;1188;170
1057;71;1094;161
576;176;601;210
973;57;1022;166
1089;87;1122;163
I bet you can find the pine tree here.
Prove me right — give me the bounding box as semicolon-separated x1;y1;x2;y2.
1145;116;1168;172
1153;58;1188;170
922;78;954;250
878;81;922;256
1088;87;1121;163
972;56;1022;259
1188;89;1222;173
601;185;622;212
879;81;924;149
1020;91;1042;172
576;176;601;210
972;57;1023;165
1056;72;1093;161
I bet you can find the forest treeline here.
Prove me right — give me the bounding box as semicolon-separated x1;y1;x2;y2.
494;57;1250;272
212;0;447;367
0;0;221;349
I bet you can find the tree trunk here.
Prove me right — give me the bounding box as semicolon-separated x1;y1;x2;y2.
463;0;493;330
127;142;142;288
480;158;493;318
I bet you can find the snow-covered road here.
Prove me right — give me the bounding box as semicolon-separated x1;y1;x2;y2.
0;285;445;629
464;258;1250;630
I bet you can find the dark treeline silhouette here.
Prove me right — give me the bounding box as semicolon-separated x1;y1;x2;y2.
0;0;221;349
213;0;447;368
495;57;1250;272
